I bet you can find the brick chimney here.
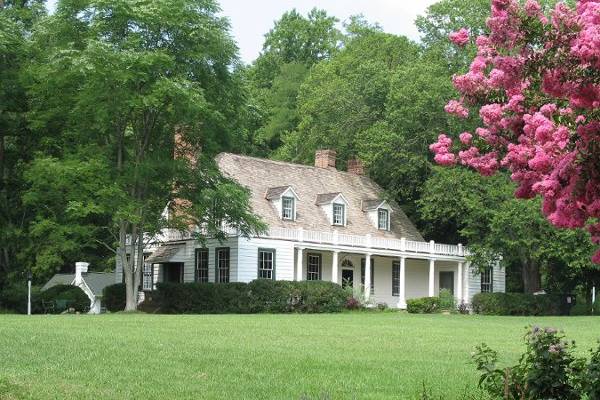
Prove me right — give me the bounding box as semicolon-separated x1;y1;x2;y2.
347;158;364;175
315;149;337;169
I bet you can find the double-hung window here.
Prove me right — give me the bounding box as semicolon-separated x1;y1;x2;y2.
481;267;493;293
360;258;375;294
282;196;295;220
392;261;400;296
195;249;209;283
216;247;230;283
307;254;321;280
332;203;345;226
141;253;152;291
258;249;275;280
378;209;389;230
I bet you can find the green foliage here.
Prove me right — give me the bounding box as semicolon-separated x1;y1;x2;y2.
438;289;455;310
0;282;40;314
39;284;89;313
586;344;600;400
155;280;347;314
473;327;592;400
406;297;440;314
102;283;126;312
471;293;566;316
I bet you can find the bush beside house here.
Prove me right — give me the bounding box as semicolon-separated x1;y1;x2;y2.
406;297;440;313
471;292;567;316
38;285;89;313
154;280;347;314
102;283;126;312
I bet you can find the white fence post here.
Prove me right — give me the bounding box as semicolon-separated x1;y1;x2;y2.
429;240;435;254
400;237;406;252
458;243;463;256
298;227;304;242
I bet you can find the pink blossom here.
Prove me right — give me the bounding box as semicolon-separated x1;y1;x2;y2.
444;100;469;118
459;132;473;145
449;28;470;46
431;0;600;264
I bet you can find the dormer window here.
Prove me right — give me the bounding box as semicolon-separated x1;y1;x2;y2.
378;208;389;230
333;203;345;225
265;186;299;221
316;192;349;227
362;199;393;231
282;196;295;220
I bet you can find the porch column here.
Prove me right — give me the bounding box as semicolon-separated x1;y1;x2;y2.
364;253;372;301
331;250;339;285
398;256;406;309
457;261;463;304
428;258;435;297
296;247;304;281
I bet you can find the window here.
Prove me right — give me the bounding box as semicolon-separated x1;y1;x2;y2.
333;203;345;225
282;196;295;220
216;247;230;283
481;267;493;293
378;209;389;230
392;261;400;296
307;253;321;280
361;258;375;294
142;253;153;291
195;249;209;283
258;249;276;280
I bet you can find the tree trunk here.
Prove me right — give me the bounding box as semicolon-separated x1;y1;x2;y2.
521;259;541;293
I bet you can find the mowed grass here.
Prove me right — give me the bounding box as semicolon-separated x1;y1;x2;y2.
0;313;599;400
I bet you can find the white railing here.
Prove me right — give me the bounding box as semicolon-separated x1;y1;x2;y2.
152;225;465;257
258;227;465;257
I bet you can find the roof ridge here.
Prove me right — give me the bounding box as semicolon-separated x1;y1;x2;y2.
216;152;368;178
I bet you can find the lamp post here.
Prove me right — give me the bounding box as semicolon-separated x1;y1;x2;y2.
27;270;32;316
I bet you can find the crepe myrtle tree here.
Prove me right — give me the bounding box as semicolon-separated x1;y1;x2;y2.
27;0;265;311
430;0;600;264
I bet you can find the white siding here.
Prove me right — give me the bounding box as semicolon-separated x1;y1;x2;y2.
237;237;295;282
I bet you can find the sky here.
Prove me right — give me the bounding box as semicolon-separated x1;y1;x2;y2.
46;0;438;64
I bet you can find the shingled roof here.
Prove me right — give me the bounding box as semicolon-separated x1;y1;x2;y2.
216;153;424;241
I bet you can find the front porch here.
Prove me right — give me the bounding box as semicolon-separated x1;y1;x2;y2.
294;247;467;309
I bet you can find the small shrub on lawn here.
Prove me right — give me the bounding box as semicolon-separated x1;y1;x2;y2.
473;326;600;400
406;297;439;314
471;292;563;316
155;280;347;314
103;283;126;312
39;284;89;313
345;296;361;310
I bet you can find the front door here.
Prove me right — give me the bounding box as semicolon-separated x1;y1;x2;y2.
341;269;354;288
439;271;454;295
163;263;184;283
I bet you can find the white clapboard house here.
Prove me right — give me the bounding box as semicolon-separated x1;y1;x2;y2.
116;150;505;308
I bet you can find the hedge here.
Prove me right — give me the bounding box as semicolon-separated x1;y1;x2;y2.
39;285;89;313
471;292;564;316
103;283;126;312
155;280;348;314
0;283;41;314
406;297;440;314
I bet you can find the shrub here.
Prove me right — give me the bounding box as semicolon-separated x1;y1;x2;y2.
345;297;361;310
103;283;126;312
438;289;455;310
406;297;439;314
39;285;89;313
471;292;563;316
0;283;41;314
154;280;347;314
473;326;599;400
247;279;293;313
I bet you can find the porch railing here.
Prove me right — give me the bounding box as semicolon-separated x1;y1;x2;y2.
140;226;466;258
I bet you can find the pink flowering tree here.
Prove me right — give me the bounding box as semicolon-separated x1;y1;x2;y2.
431;0;600;264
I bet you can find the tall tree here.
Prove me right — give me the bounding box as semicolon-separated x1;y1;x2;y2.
418;167;596;293
26;0;264;310
0;0;45;288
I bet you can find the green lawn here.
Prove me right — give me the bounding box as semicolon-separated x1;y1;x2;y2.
0;313;599;400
